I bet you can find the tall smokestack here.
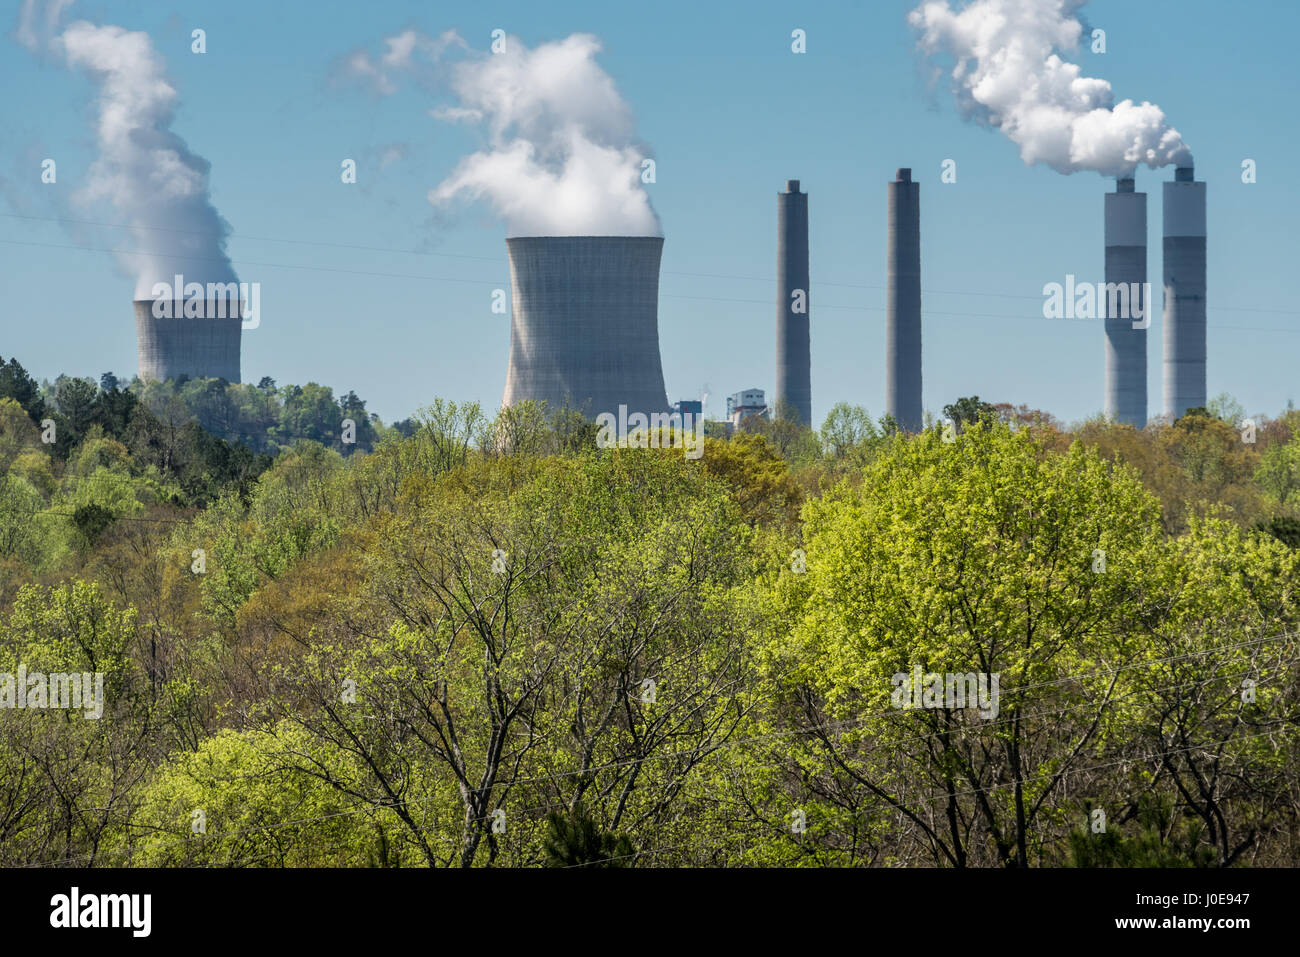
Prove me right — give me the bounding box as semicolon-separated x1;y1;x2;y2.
776;180;811;426
887;168;922;432
135;299;242;382
502;236;669;417
1163;165;1207;419
1104;175;1147;427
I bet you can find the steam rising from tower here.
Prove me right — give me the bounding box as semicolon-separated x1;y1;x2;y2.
58;22;239;299
909;0;1190;177
26;9;244;382
430;33;660;236
425;32;670;417
776;180;811;426
887;169;923;433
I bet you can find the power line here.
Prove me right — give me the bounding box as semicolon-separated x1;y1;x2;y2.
1;231;1298;332
6;210;1298;315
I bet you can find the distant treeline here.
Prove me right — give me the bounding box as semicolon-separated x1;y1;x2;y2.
0;356;401;571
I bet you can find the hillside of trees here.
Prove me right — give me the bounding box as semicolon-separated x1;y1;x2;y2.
2;356;1298;867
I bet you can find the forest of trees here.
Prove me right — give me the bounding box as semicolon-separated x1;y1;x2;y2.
1;355;1298;867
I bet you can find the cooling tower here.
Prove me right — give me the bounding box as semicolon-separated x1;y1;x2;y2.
886;168;922;433
135;299;241;382
502;236;669;417
1104;176;1148;427
775;180;812;426
1163;165;1207;419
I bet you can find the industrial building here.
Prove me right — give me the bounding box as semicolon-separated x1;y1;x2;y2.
135;298;242;382
727;388;767;430
502;236;670;418
886;169;922;433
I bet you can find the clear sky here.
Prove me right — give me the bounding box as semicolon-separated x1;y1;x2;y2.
2;0;1296;427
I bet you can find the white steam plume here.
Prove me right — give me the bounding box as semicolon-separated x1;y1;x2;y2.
340;28;464;95
429;33;660;237
15;0;74;52
58;21;238;298
910;0;1191;176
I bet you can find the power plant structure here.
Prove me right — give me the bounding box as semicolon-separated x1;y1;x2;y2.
1163;165;1207;420
775;180;811;426
502;236;669;417
1103;175;1148;427
886;168;923;433
135;298;242;382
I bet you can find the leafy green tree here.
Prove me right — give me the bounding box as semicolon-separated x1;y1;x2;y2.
277;382;343;448
1067;795;1217;868
942;395;996;430
819;402;879;460
770;421;1164;867
72;503;117;549
126;724;393;867
1255;435;1300;507
0;581;151;866
96;384;139;440
0;356;46;423
53;376;100;442
699;432;803;530
0;397;40;471
1257;515;1300;549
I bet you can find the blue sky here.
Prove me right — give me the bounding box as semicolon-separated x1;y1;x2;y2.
2;0;1296;427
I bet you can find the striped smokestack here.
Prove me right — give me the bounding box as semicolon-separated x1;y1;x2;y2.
1104;175;1147;427
887;168;922;432
1163;165;1207;419
775;179;811;426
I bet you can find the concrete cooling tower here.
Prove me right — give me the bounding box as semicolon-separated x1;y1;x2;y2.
135;299;242;382
502;236;669;418
1163;165;1207;420
886;168;923;433
775;180;811;426
1104;176;1148;428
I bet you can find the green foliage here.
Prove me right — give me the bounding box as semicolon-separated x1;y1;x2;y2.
942;395;996;429
128;724;398;867
2;355;1300;868
72;503;117;549
769;422;1167;865
1067;796;1217;868
543;805;635;867
0;355;47;423
1257;515;1300;549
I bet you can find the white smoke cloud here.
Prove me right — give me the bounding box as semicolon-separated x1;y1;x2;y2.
56;21;238;298
910;0;1191;176
15;0;73;52
429;33;660;237
341;28;465;96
